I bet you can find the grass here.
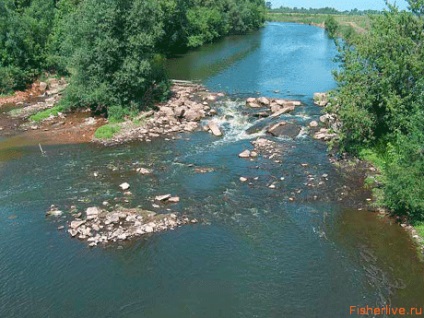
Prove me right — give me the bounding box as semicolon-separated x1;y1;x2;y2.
94;123;121;140
415;222;424;239
266;13;372;34
359;148;387;170
29;105;64;122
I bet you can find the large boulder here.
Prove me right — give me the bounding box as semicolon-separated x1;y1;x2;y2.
207;121;222;136
267;121;301;138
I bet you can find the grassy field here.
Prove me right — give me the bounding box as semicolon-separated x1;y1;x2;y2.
267;13;373;34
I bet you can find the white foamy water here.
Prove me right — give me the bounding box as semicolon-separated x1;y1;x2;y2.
209;100;265;145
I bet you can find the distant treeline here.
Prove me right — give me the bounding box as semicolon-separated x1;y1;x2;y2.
0;0;265;119
269;6;382;15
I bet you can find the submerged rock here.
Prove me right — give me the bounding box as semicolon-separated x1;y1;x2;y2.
137;168;152;175
46;205;63;217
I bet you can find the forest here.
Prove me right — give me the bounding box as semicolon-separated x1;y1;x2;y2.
0;0;265;118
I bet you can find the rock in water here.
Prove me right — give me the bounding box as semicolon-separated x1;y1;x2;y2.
238;150;251;158
46;209;63;217
309;120;319;128
267;121;301;139
137;168;152;175
119;182;130;190
155;194;172;201
207;121;222;137
168;197;180;203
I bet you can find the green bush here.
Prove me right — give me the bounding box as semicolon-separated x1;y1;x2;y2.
325;15;339;38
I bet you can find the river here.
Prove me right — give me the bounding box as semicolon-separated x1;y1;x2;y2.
0;22;423;317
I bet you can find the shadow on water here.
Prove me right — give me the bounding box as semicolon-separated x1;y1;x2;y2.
330;209;424;308
166;31;262;82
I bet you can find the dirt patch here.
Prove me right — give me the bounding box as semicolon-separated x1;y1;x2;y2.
0;82;44;107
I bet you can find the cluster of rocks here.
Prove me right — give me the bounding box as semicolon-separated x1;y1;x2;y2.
308;96;341;142
9;78;67;120
246;97;302;117
66;206;196;247
95;84;224;145
238;138;284;162
251;138;283;159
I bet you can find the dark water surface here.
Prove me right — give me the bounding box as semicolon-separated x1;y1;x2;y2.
1;23;423;317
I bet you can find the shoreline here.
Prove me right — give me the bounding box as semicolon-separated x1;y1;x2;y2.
313;92;424;259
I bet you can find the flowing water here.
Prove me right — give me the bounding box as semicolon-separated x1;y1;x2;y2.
1;23;423;317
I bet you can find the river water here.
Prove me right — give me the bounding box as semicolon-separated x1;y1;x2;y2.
1;22;423;317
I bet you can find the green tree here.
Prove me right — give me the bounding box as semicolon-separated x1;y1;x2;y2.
332;1;424;220
60;0;169;119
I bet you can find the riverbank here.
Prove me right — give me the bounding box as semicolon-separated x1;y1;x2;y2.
0;80;225;146
266;13;370;35
314;91;424;258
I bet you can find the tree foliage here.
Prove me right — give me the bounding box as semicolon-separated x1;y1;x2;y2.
0;0;265;108
333;1;424;220
0;0;55;93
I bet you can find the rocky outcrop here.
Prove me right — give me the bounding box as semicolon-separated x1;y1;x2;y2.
94;84;223;145
9;78;67;119
245;97;301;117
67;206;193;247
